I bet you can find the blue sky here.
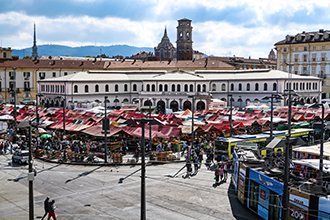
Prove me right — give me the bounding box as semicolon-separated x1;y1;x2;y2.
1;0;330;58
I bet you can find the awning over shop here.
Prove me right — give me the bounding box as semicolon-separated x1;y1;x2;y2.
158;126;181;137
292;159;330;173
293;143;330;157
82;125;121;137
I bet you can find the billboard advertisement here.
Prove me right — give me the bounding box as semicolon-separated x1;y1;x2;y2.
249;169;284;195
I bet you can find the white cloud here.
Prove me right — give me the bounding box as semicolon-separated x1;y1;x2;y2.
2;1;330;58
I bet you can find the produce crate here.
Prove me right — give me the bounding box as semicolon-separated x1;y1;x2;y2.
113;153;122;163
167;154;176;161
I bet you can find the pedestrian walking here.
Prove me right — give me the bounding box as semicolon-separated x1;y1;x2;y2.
215;164;220;183
41;196;50;220
223;162;228;179
47;200;57;220
219;165;224;181
198;148;203;165
193;156;199;174
186;161;192;177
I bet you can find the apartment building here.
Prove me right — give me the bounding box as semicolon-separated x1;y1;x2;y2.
275;29;330;99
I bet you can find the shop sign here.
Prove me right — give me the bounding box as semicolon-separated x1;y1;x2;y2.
289;194;309;207
289;206;307;220
239;168;246;178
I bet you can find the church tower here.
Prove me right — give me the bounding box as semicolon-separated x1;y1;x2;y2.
32;23;38;58
176;18;193;60
154;27;176;61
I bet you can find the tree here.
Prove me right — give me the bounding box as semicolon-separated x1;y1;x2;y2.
23;55;34;59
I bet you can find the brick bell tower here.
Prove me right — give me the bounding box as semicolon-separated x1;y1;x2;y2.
176;18;193;60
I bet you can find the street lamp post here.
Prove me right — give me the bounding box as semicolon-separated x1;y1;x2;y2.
188;96;195;148
36;94;43;150
57;96;66;139
229;94;233;137
283;87;293;220
127;117;164;220
18;121;34;220
103;96;109;164
149;99;152;151
309;103;325;184
261;93;283;141
12;67;17;135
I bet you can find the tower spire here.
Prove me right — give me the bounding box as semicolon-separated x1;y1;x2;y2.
163;26;168;38
32;23;38;58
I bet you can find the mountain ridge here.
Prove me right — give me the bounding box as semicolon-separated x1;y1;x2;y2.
12;44;154;58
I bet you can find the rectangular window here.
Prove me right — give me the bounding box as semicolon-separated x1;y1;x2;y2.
9;82;15;90
39;72;45;79
41;85;45;92
9;71;16;80
304;47;308;51
294;66;298;74
23;72;30;80
321;53;326;61
312;66;316;75
64;72;68;76
283;55;287;63
313;46;317;50
248;181;259;213
295;47;298;52
302;67;307;75
283;48;287;52
312;53;316;61
53;72;56;77
294;54;299;62
303;54;307;62
322;45;326;50
24;82;30;91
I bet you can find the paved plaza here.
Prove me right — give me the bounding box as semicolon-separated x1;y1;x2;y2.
0;154;261;220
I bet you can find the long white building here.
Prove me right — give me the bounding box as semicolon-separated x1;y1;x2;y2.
38;69;322;111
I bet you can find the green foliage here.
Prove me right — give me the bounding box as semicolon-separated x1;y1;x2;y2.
23;55;34;59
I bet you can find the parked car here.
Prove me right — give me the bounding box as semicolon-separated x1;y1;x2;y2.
12;150;30;164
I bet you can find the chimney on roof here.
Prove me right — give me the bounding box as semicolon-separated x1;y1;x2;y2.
48;56;52;59
80;61;84;66
168;58;172;64
142;59;145;63
192;58;195;62
93;57;96;62
204;58;208;68
121;59;125;63
320;29;324;33
132;59;136;65
51;61;55;65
